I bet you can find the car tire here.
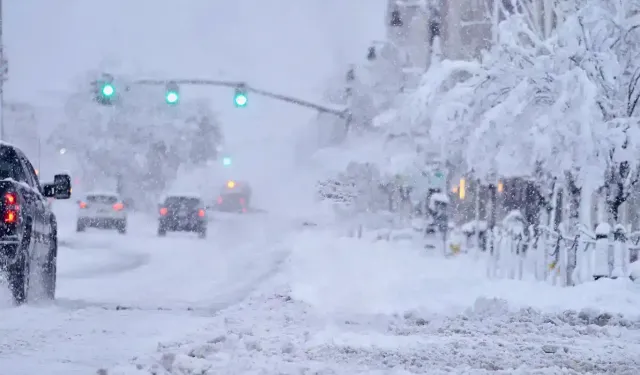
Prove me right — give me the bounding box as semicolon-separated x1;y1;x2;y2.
76;220;86;232
8;224;32;305
158;226;167;237
43;221;57;300
117;220;127;234
198;229;207;239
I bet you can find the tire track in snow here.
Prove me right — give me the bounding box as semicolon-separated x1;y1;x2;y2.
57;238;151;279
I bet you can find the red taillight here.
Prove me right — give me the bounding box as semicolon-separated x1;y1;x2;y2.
4;210;17;223
113;202;124;211
239;197;245;205
5;192;17;205
4;192;19;223
217;197;223;204
79;201;87;209
198;209;205;217
160;207;168;216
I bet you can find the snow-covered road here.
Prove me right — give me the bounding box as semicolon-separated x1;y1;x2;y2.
0;201;291;375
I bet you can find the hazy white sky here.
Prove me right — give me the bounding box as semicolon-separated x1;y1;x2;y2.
5;0;386;104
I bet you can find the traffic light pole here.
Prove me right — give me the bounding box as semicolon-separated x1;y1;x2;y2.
132;78;347;118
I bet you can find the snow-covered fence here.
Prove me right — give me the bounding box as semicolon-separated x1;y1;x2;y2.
484;221;638;287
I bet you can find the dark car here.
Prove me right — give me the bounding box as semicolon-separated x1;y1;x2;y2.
0;143;71;304
157;195;207;238
214;180;252;213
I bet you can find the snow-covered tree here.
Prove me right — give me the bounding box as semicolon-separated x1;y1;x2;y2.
566;0;640;222
390;0;640;227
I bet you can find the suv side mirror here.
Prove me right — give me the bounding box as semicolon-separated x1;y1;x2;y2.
43;174;72;199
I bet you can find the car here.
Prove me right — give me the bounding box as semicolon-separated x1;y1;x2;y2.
157;195;207;238
0;143;71;304
76;192;127;234
214;180;252;213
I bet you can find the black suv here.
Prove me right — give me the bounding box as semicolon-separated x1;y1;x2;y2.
0;144;71;304
157;195;207;238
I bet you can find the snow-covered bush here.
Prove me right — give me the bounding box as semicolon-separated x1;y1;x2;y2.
316;162;384;213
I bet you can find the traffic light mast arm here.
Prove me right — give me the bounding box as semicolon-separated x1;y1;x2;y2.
132;78;348;118
246;86;346;117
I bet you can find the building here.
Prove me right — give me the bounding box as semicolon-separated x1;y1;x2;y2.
438;0;558;60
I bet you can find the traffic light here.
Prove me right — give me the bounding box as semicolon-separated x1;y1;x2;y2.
93;73;117;105
222;157;232;166
165;81;179;105
101;83;115;97
234;84;248;107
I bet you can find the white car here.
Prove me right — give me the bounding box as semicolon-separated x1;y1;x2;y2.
76;192;127;234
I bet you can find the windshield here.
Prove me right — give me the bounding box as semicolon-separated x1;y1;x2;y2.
165;197;201;208
87;195;118;204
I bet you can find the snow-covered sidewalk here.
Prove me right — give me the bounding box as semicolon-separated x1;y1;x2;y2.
108;229;640;375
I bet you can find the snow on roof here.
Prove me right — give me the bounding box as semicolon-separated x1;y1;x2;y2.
0;140;20;149
461;220;488;233
429;192;450;204
596;223;611;235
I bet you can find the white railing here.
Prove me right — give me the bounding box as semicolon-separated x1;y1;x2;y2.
476;223;640;286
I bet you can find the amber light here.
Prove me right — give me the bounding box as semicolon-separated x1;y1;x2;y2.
160;207;168;216
198;209;205;217
113;202;124;211
4;210;17;223
227;180;236;189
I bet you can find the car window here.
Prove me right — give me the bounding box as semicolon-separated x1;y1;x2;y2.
165;197;201;207
87;195;118;204
0;147;28;183
19;153;42;192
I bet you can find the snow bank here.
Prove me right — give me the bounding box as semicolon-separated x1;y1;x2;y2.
105;230;640;374
287;230;640;316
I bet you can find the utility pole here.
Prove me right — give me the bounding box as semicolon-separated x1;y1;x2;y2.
0;0;5;140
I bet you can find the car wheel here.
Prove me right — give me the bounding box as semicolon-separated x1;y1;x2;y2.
117;220;127;234
76;220;85;232
7;225;32;305
158;226;167;237
43;221;57;300
197;224;207;239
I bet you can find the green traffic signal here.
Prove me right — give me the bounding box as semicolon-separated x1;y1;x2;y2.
101;84;115;97
166;91;179;104
234;93;247;107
